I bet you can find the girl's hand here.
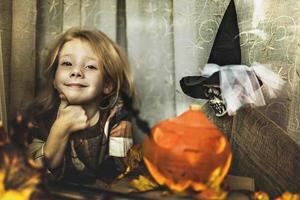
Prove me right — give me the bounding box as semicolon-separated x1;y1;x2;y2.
56;94;90;134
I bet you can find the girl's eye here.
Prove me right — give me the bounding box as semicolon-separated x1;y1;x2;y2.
61;61;72;66
86;65;97;70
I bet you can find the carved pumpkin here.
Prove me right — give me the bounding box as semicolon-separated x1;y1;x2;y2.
143;105;232;192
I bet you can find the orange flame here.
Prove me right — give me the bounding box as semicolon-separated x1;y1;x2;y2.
0;116;43;200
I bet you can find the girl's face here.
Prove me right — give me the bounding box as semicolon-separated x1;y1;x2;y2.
54;38;108;105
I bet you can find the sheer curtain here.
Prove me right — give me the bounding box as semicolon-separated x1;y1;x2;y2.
0;0;297;138
0;0;230;129
0;0;297;136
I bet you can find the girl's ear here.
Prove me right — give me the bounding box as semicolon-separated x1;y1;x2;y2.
103;83;113;95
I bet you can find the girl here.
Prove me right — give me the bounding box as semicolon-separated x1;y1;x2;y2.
26;28;135;182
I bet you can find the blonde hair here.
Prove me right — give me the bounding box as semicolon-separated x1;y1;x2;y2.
28;28;135;118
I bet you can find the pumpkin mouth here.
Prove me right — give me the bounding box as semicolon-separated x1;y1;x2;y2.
144;157;206;192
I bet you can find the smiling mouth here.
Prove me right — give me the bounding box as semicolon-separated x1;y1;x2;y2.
65;83;88;88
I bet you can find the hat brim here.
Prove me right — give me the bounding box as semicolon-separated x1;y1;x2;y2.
180;72;263;100
180;72;219;99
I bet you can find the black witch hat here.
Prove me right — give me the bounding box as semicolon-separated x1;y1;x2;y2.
180;0;261;99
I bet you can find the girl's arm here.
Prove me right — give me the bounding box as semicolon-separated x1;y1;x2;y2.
43;95;90;169
29;137;66;179
43;119;71;169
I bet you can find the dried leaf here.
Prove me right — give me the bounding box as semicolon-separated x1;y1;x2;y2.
196;188;227;200
275;192;300;200
115;145;143;181
254;191;270;200
127;144;143;171
0;188;34;200
130;175;159;192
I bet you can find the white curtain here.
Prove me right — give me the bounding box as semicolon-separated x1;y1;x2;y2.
126;0;176;125
126;0;230;126
0;0;298;139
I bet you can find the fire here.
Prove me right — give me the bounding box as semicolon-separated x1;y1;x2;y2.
0;119;43;200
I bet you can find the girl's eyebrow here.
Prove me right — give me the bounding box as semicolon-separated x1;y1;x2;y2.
59;54;71;59
59;53;98;61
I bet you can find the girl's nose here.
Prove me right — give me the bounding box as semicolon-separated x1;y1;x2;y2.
70;66;84;78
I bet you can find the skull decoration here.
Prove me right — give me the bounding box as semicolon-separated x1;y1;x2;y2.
204;86;227;117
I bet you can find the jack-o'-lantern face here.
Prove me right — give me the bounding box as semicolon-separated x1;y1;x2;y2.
143;106;232;192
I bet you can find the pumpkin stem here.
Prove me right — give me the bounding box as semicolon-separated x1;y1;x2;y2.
189;104;202;111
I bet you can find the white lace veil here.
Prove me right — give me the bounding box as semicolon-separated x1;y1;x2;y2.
201;62;285;116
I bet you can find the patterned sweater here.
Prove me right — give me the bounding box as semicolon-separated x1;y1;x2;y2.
28;101;133;183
